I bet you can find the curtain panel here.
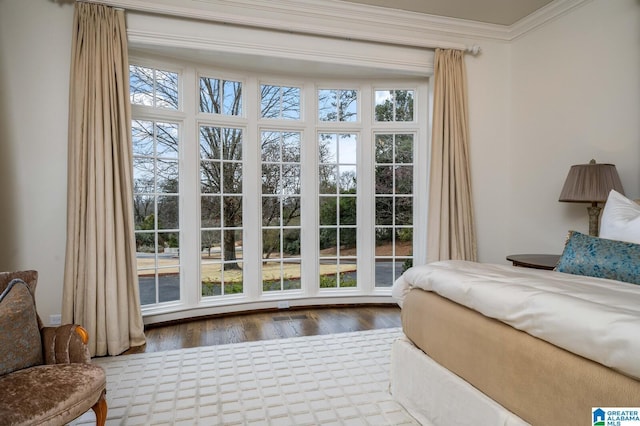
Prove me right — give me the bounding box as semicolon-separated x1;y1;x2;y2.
64;2;145;356
427;49;477;262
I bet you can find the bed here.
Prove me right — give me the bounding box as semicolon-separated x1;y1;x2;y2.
389;191;640;426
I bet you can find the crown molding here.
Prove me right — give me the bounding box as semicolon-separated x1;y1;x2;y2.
86;0;590;47
127;28;433;76
508;0;591;41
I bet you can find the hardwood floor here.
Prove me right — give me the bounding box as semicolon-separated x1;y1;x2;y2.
124;305;401;355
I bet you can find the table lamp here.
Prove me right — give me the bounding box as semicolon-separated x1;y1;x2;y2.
558;159;624;237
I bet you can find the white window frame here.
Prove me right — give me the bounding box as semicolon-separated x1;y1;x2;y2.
130;55;429;323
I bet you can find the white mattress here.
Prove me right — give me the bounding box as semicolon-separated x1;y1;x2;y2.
392;260;640;380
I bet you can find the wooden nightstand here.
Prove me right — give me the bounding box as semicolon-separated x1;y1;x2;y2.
506;254;561;271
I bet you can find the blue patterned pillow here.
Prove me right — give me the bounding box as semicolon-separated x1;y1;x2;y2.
554;231;640;285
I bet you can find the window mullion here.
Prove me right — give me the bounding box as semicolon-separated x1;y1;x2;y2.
301;81;319;298
358;84;375;293
180;65;200;307
242;76;262;301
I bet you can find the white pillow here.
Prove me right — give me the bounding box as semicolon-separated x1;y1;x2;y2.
599;189;640;244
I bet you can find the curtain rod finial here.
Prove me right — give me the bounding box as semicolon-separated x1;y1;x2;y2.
466;45;481;55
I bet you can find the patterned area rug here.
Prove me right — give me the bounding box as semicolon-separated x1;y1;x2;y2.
73;327;417;425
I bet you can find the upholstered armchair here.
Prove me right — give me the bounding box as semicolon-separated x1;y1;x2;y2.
0;271;107;426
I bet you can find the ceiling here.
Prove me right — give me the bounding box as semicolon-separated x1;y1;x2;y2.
339;0;556;26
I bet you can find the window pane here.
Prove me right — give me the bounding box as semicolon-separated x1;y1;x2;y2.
130;65;154;107
222;128;243;160
339;197;356;226
283;261;301;290
135;232;155;254
200;125;244;298
134;195;154;229
132;120;154;156
222;196;242;227
132;118;181;305
200;162;220;194
158;273;180;302
262;164;280;194
374;133;414;288
395;197;413;225
318;89;358;122
318;89;337;121
155;70;179;110
130;65;178;110
199;77;219;113
374;90;393;122
157;160;178;193
201;230;221;258
200;77;242;116
261;85;300;119
376;197;393;225
319;263;338;288
319;197;337;226
261;129;302;293
262;196;280;226
261;85;280;118
339;134;357;164
201;196;221;228
339;165;357;194
200;126;221;160
319;133;337;163
375;166;393;195
158;232;180;265
319;228;337;257
375;228;393;256
374;89;413;122
157;196;179;229
396;134;414;163
282;87;301;120
223;80;242;115
138;274;156;305
319;165;337;194
395;166;413;194
262;229;281;257
395;90;414;121
319;130;358;289
282;165;301;195
156;122;179;159
282;196;301;225
223;163;243;193
282;132;301;162
261;131;281;162
341;90;358;122
283;229;301;256
375;134;393;163
133;158;154;193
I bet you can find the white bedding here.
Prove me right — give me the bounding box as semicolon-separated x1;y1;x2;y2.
392;260;640;380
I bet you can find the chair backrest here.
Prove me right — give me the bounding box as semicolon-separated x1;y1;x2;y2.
0;272;44;375
0;271;41;327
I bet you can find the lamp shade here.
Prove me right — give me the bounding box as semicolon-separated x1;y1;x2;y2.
559;159;624;203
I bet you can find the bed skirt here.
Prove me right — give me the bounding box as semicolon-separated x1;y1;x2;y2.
390;335;528;426
397;289;640;426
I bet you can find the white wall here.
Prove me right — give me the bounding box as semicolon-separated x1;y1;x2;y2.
466;41;512;263
5;0;633;322
509;0;640;255
0;0;73;324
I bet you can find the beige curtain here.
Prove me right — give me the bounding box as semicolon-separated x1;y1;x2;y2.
427;49;477;262
63;2;145;356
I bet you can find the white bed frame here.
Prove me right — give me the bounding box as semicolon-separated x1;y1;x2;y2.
390;336;529;426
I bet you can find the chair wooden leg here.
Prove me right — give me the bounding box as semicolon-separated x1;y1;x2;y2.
92;391;107;426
